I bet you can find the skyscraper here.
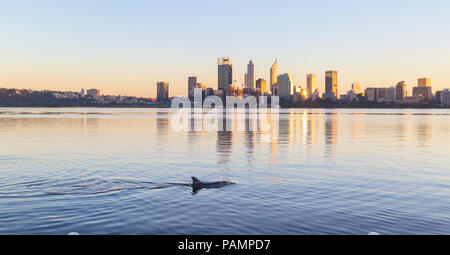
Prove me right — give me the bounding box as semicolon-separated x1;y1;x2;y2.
418;77;431;87
386;86;396;101
188;76;198;99
352;82;361;94
307;74;316;99
365;88;377;102
325;71;338;97
270;60;278;94
395;81;406;100
413;77;432;100
277;73;293;99
218;57;232;91
412;86;430;100
247;60;255;89
157;81;169;102
256;78;266;95
244;73;248;88
376;88;387;103
441;89;450;106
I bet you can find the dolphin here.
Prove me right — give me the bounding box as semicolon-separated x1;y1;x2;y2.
190;177;235;193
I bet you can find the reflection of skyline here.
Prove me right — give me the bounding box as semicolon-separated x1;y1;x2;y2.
416;116;431;147
306;113;316;146
324;115;338;159
216;116;233;165
351;115;361;142
171;110;442;167
187;114;199;148
305;112;316;161
395;116;407;147
244;116;256;165
156;112;169;146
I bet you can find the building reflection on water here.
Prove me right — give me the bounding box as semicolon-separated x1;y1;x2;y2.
244;116;256;165
417;116;431;147
216;115;233;165
156;111;169;146
395;116;407;147
307;112;316;146
180;110;344;165
324;114;338;159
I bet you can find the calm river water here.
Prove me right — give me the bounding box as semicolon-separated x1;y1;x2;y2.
0;108;449;234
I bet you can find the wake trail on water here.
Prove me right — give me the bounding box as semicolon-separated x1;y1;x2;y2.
26;178;191;196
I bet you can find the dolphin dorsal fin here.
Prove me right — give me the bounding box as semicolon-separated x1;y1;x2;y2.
191;177;201;184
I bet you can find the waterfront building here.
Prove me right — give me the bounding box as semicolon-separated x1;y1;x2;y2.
376;88;387;103
270;60;278;94
412;77;432;100
247;60;255;89
87;89;101;97
218;57;232;90
435;90;443;104
307;74;316;99
365;88;377;102
395;81;407;100
256;78;266;95
352;82;361;94
441;89;450;106
188;76;198;99
244;73;248;88
413;86;432;100
386;86;396;102
418;77;431;87
277;73;293;99
325;71;338;97
157;81;169;102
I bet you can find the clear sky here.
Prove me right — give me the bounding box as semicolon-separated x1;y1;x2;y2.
1;0;450;97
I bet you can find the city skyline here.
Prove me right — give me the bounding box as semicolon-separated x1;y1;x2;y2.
1;1;450;97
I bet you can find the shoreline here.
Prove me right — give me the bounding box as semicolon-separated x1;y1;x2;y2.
0;105;449;109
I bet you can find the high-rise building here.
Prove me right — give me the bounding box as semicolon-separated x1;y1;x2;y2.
352;82;361;94
365;88;377;102
435;90;443;104
247;60;255;89
440;89;450;106
270;59;278;94
413;78;432;100
418;77;431;87
395;81;407;100
386;86;396;101
256;78;266;95
218;57;232;90
376;88;387;103
413;86;432;100
277;73;293;99
325;71;338;97
244;73;248;88
188;76;198;98
157;81;169;102
307;74;316;99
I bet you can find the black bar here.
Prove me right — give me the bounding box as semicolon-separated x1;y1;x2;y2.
1;235;448;254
